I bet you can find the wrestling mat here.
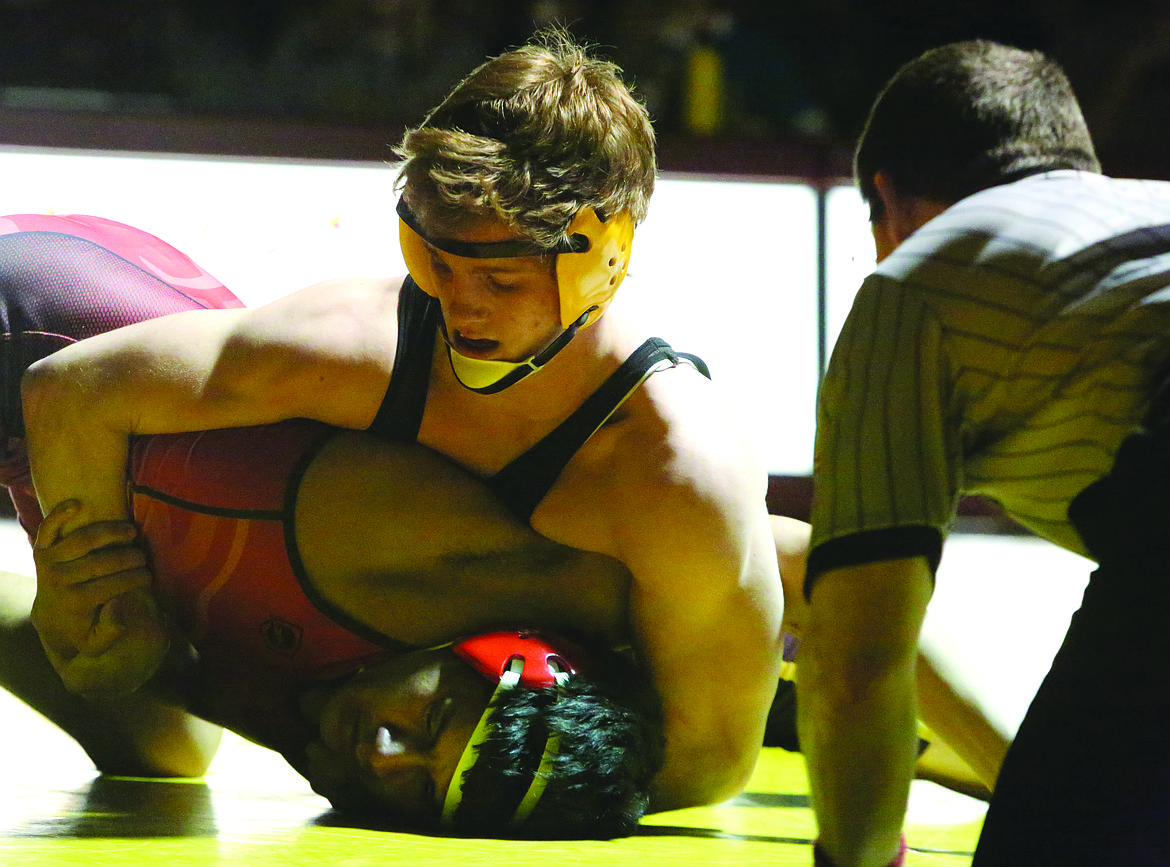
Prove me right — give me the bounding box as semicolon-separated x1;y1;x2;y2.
0;681;984;867
2;527;1101;867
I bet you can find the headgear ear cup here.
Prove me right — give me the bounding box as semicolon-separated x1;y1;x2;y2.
396;200;634;327
399;214;441;296
555;207;635;329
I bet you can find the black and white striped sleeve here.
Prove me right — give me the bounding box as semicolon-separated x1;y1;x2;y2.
808;274;960;589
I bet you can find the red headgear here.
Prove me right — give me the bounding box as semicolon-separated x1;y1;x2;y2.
450;630;588;689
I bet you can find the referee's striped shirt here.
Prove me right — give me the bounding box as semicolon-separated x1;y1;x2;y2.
809;171;1170;585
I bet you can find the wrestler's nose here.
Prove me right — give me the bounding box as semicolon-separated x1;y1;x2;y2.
444;280;492;324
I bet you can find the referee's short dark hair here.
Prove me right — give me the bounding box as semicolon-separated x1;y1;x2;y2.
855;40;1101;222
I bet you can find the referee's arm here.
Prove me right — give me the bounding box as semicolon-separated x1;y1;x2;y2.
797;555;933;867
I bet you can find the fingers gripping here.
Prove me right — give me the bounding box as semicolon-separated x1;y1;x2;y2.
30;500;167;694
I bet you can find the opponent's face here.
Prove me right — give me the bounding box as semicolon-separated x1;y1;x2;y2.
302;648;494;822
423;218;562;363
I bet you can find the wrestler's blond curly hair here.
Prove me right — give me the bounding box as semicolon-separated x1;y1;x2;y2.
395;28;656;248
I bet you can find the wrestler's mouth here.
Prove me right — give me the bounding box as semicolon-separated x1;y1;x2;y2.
450;330;500;358
303;739;363;807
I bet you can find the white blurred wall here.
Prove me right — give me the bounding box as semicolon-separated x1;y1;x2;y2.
0;145;858;475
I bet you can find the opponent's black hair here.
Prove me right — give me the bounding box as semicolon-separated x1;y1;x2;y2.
448;645;664;840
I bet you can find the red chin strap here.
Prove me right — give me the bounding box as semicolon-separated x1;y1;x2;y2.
450;630;588;689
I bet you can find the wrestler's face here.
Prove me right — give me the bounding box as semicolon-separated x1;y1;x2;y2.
423;218;563;363
302;648;494;822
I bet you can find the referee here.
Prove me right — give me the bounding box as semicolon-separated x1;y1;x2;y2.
802;40;1170;866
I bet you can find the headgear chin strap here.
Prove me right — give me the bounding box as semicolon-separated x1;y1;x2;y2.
397;198;635;394
439;630;587;829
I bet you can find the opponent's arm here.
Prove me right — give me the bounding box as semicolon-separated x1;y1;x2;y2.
22;278;400;532
294;431;633;647
798;558;932;867
769;515;1008;795
915;614;1013;791
771;514;811;641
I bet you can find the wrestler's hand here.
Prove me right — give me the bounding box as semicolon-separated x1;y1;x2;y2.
30;500;170;696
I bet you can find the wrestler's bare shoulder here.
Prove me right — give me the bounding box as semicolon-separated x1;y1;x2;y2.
534;361;767;556
233;276;405;361
253;275;405;329
206;275;407;428
609;361;761;494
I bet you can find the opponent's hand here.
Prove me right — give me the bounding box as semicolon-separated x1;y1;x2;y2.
30;499;170;696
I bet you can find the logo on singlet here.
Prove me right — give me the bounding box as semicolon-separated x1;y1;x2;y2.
261;617;303;657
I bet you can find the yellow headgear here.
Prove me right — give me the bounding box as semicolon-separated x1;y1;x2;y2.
397;198;635;393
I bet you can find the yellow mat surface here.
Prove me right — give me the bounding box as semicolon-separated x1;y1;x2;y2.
0;686;984;867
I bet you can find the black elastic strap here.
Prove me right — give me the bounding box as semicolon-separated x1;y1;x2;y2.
396;199;585;258
366;277;437;441
487;337;710;521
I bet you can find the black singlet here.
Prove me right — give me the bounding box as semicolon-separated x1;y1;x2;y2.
365;277;710;522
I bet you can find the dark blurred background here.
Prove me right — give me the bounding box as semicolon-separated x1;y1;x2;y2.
0;0;1167;180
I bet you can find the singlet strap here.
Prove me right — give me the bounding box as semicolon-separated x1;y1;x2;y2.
487;337;711;522
366;277;437;441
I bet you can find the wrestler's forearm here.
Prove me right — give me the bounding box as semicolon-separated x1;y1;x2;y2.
23;357;135;523
21;306;265;525
609;441;786;809
23;288;395;529
647;672;778;811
